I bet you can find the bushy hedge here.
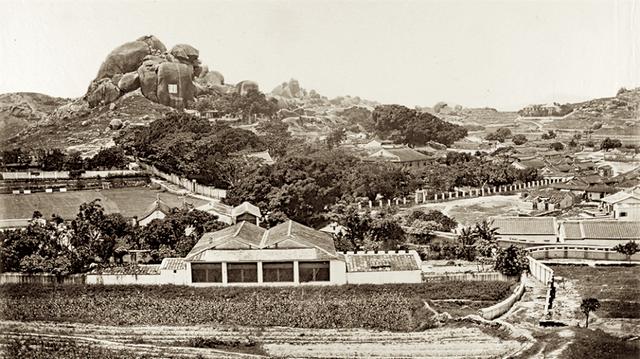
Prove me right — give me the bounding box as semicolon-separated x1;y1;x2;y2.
0;281;512;331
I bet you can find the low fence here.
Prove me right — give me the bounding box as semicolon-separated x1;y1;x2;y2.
478;275;526;320
0;273;86;285
1;170;141;180
138;162;226;199
422;272;513;282
356;177;565;210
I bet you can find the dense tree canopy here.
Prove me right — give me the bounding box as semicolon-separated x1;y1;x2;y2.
372;105;467;146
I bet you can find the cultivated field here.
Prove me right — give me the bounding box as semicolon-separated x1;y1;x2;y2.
0;320;528;358
0;281;526;358
551;265;640;320
0;187;209;220
0;282;514;331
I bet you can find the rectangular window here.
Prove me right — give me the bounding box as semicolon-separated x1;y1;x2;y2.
168;84;178;94
299;261;330;282
620;212;627;217
227;263;258;283
191;263;222;283
262;262;294;282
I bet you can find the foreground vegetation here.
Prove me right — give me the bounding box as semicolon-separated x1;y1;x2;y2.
0;281;513;331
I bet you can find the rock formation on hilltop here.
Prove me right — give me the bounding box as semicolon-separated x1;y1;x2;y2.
85;35;230;109
272;79;306;99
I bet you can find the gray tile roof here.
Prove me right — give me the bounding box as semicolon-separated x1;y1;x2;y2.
343;251;421;272
493;217;557;235
561;220;640;240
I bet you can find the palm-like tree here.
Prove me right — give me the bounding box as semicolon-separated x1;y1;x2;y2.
458;227;477;247
475;220;498;242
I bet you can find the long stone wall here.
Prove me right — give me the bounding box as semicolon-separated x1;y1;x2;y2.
528;245;640;262
478;275;526;320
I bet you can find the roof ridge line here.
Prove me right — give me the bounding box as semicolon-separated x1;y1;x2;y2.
259;228;270;248
234;221;245;237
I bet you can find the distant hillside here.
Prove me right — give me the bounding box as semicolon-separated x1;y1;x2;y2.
0;93;70;142
546;87;639;138
2;90;174;153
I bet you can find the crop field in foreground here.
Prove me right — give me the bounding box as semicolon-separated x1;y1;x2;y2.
0;281;513;332
551;265;640;319
0;320;526;359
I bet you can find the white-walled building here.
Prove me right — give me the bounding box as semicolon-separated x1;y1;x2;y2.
602;190;640;221
87;219;422;286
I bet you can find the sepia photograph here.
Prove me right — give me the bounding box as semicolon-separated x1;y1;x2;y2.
1;0;639;357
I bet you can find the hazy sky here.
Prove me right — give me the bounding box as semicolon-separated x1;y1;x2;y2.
2;0;639;110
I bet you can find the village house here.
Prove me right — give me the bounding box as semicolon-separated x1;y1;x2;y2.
493;217;559;246
136;198;174;226
602;189;640;221
366;147;432;168
195;201;262;225
527;189;577;211
360;139;396;152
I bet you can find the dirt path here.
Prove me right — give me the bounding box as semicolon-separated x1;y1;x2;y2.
0;320;527;358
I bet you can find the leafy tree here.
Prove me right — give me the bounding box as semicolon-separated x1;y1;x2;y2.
88;146;127;169
367;212;405;250
541;130;557;140
485;127;512;143
372;104;467;146
41;148;66;171
64;151;85;171
326;128;346;149
613;241;639;259
474;220;498;242
330;204;371;251
549;142;565;151
408;210;457;232
512;134;528;145
494;245;529;276
600;137;622;151
580;298;600;328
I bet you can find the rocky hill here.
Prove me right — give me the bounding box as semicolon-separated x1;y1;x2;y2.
0;93;71;143
2;34;637;152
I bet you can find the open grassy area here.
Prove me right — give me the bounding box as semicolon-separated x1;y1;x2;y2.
0;187;209;220
0;281;513;332
552;265;640;319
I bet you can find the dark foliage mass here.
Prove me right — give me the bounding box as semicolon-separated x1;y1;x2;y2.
0;200;227;275
372;104;468;146
0;281;512;331
1;146;128;171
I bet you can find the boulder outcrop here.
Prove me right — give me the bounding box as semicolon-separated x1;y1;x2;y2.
85;35;225;109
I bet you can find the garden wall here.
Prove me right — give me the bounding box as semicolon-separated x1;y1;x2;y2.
0;273;86;285
422;272;513;282
478;275;526;320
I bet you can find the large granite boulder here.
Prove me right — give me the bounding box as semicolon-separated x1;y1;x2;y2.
236;80;259;96
86;79;120;107
137;55;165;103
157;62;195;107
85;35;226;109
117;71;140;93
95;35;166;81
